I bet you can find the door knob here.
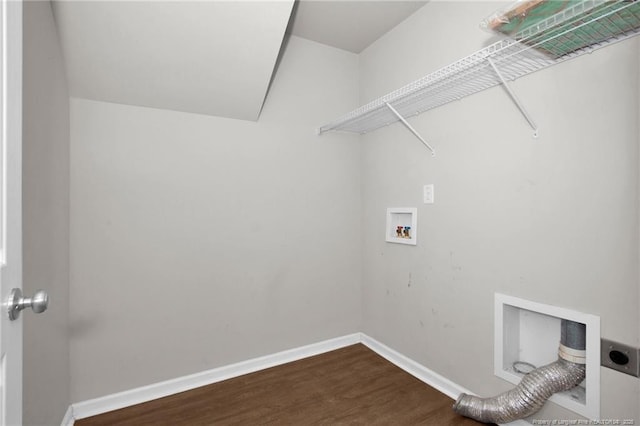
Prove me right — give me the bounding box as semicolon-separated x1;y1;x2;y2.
7;288;48;321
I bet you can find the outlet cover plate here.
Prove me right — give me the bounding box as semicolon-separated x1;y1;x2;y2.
423;184;434;204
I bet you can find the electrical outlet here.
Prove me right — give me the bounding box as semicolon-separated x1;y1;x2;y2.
600;338;640;377
423;184;434;204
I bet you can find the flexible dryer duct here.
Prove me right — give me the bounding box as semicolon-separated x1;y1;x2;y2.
453;320;586;424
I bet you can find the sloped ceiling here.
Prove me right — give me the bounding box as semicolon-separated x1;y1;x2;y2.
52;1;427;122
52;0;294;121
289;1;426;54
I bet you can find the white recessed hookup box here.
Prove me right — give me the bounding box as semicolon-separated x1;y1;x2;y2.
386;208;417;245
494;293;600;419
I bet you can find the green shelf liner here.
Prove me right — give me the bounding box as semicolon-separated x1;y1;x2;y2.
491;0;640;58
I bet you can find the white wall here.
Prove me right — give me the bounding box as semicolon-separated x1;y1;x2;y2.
22;1;71;424
60;2;640;421
359;1;639;422
69;36;361;401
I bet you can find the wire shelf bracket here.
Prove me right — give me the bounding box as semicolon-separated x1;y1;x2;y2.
385;102;436;156
487;58;539;138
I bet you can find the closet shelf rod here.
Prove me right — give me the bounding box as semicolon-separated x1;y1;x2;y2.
487;58;538;138
384;102;436;156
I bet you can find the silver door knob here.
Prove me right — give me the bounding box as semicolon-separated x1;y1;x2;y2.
7;288;48;321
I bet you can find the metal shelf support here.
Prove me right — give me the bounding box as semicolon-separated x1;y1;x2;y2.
487;58;538;138
385;102;436;156
317;1;640;143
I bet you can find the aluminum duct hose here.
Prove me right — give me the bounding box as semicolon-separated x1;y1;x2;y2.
453;358;585;423
453;320;587;423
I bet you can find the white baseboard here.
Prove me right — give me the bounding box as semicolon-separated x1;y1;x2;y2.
359;334;473;400
70;333;361;422
60;405;75;426
359;335;529;426
65;333;530;426
502;421;531;426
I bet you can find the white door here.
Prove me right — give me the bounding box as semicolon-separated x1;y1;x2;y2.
0;0;22;424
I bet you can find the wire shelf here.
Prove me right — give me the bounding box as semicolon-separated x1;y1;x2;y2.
318;0;640;136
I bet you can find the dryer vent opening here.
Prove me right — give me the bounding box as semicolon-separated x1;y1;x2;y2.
453;320;586;424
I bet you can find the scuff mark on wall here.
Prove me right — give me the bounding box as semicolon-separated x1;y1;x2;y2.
450;251;463;272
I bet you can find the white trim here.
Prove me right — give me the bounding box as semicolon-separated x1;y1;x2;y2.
494;293;600;420
385;207;418;245
359;334;471;400
60;405;74;426
0;0;22;424
359;335;529;426
70;333;361;421
501;420;531;426
62;333;544;426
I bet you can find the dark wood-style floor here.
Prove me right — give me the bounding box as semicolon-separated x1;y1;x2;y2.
76;344;490;425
